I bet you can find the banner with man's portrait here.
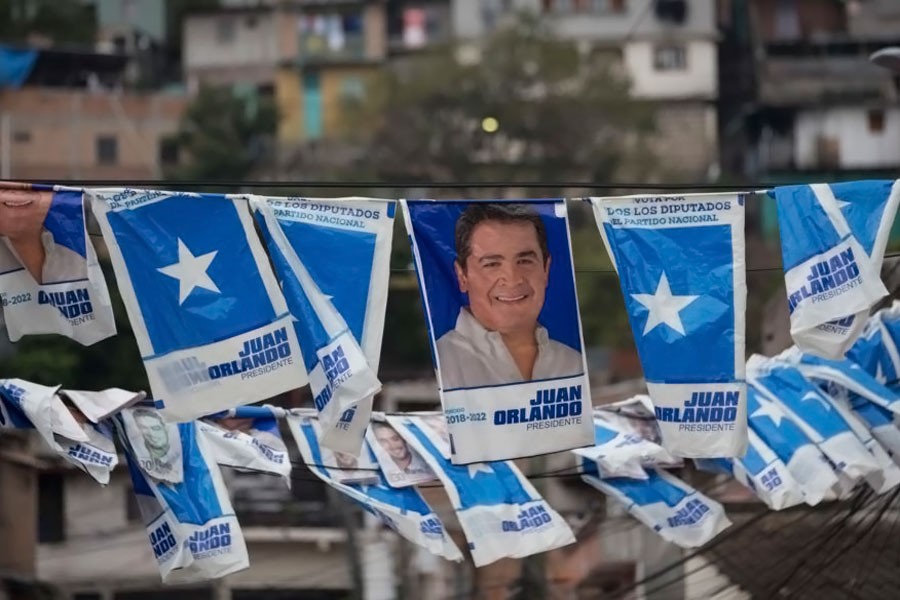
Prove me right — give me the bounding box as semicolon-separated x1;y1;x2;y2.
401;199;594;464
0;185;116;345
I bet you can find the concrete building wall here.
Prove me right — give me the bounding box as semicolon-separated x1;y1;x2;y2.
0;437;37;578
623;39;717;100
653;103;719;179
0;88;186;180
794;106;900;170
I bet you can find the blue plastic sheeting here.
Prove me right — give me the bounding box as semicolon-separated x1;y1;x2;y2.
0;46;37;88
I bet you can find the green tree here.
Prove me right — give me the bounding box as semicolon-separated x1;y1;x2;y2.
0;0;96;46
165;85;278;183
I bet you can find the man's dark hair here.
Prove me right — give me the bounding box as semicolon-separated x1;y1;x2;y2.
454;203;549;270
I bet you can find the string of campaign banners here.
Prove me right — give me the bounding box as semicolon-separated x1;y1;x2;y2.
0;180;898;464
5;303;900;583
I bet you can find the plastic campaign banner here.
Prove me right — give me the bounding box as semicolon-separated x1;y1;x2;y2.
746;383;841;505
846;309;900;386
288;414;463;562
58;388;146;423
367;419;435;487
772;180;900;358
595;397;683;469
200;405;292;484
303;416;379;485
0;185;116;345
591;193;748;458
581;464;731;548
250;196;394;454
90;188;307;422
749;356;880;485
0;379;119;484
386;414;575;567
120;405;184;484
845;394;900;462
117;412;249;583
573;413;674;480
402;199;593;464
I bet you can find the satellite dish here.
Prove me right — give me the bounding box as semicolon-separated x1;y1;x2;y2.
870;47;900;73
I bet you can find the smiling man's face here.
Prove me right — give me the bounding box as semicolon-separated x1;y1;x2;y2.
0;189;51;241
454;219;550;336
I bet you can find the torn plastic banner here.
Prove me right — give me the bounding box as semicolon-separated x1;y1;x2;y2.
200;405;292;484
746;382;842;505
573;412;674;480
581;463;731;548
0;379;119;484
773;181;900;358
0;186;116;345
749;356;880;486
117;410;249;583
591;193;747;458
90;188;307;422
250;196;393;454
288;413;463;562
386;414;575;567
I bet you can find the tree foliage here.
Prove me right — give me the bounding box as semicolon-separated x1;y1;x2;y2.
0;0;96;46
165;85;278;183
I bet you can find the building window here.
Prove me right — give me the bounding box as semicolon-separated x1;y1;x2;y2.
38;473;65;543
339;76;366;103
96;135;118;165
653;44;687;71
216;17;235;44
868;109;885;134
158;138;180;167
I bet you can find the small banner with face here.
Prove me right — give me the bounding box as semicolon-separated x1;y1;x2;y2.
401;199;593;464
250;196;394;455
0;185;116;345
288;413;463;562
591;193;748;458
90;188;308;422
116;412;249;584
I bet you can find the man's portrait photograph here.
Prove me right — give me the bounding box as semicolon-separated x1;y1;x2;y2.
367;422;435;487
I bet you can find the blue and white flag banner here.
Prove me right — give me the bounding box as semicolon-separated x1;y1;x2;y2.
591;193;748;458
866;301;900;384
815;388;900;494
581;465;731;548
845;395;900;462
782;347;900;415
402;199;593;464
595;396;683;468
200;405;292;484
773;181;900;358
367;417;437;487
89;188;308;422
59;387;146;423
733;429;805;510
250;196;394;454
288;414;463;562
748;356;880;485
117;411;249;583
386;414;576;567
746;382;842;505
0;186;116;345
574;412;676;480
0;379;118;484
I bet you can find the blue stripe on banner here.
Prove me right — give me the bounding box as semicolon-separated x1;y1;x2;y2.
155;423;224;525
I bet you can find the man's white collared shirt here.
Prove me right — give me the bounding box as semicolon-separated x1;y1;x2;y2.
435;308;583;390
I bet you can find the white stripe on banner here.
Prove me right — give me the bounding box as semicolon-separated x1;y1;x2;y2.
386;414;575;567
288;414;463;562
90;188;308;422
591;193;748;458
249;196;394;454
